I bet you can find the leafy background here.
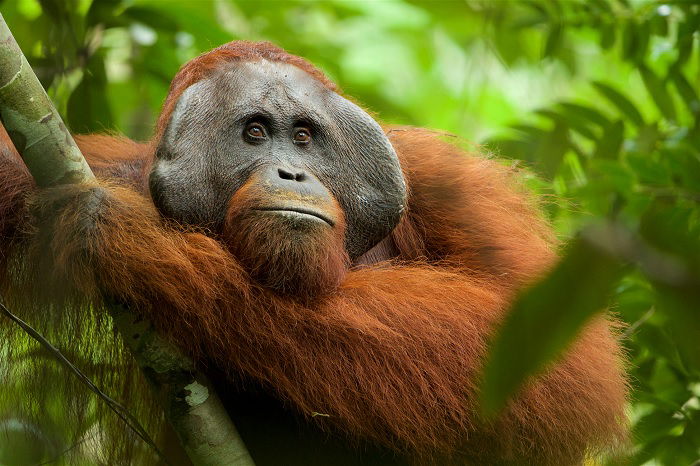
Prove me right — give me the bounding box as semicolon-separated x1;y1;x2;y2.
0;0;698;465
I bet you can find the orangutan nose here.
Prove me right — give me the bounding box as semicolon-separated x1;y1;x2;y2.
277;167;306;182
260;165;331;200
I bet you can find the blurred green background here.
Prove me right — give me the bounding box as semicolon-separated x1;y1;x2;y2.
0;0;699;465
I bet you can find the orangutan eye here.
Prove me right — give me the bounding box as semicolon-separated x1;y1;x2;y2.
244;122;267;142
293;128;311;145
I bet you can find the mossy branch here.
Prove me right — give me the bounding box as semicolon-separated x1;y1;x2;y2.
0;14;254;466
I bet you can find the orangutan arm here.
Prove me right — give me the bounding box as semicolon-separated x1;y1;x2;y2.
229;263;628;466
0;130;146;267
21;181;247;319
388;128;558;291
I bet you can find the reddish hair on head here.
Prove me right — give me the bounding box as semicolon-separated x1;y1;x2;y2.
156;41;337;135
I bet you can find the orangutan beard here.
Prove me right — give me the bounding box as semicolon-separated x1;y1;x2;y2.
222;187;349;298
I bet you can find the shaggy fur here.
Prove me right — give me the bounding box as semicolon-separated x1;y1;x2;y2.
0;41;628;465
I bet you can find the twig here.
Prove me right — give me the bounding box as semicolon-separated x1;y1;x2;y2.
622;306;655;339
0;297;168;464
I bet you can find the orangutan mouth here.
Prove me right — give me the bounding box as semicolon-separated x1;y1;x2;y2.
253;206;335;226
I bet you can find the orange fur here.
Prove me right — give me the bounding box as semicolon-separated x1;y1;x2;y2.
72;133;151;189
223;176;349;297
0;41;628;465
0;125;32;268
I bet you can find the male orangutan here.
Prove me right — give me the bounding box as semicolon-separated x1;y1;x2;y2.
0;41;627;465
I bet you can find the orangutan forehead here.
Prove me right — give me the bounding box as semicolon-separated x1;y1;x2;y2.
217;60;332;95
176;60;335;118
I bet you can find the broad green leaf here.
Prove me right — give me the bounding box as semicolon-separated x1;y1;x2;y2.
479;226;625;418
593;119;624;159
593;81;645;127
640;66;677;122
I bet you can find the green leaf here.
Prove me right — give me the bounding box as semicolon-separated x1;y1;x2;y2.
479;226;625;418
656;285;700;370
86;0;123;28
634;410;683;443
0;418;53;465
627;151;671;186
123;6;180;33
543;23;562;58
634;123;661;154
588;159;636;198
671;149;700;191
141;39;184;83
675;16;698;67
622;18;638;62
510;124;549;140
66;54;114;133
669;68;700;118
558;102;610;127
593;119;624;159
592;81;645;127
534;120;569;179
650;12;669;37
600;21;616;49
536;108;598;140
632;19;651;63
639;202;700;369
588;0;613;14
487;138;535;163
640;66;677;122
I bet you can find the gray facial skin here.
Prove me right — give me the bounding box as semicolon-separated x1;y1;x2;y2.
149;60;407;259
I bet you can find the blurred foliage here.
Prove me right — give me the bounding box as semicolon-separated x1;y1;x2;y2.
0;0;698;464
